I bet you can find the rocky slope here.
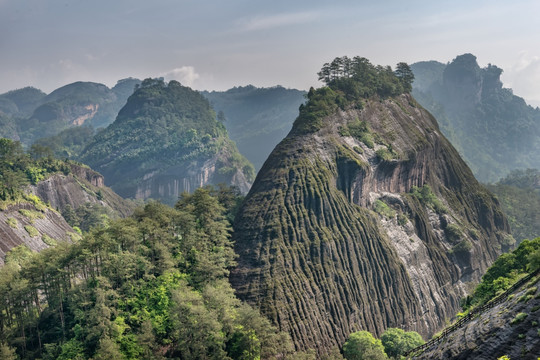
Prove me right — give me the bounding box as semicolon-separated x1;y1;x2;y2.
411;54;540;182
30;163;135;217
80;79;254;204
230;88;509;354
0;79;140;146
414;275;540;359
202;85;306;171
0;202;75;266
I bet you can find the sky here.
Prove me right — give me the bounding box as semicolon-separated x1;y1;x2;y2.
1;0;540;106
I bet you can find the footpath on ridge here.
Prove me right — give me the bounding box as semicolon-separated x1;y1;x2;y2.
405;267;540;358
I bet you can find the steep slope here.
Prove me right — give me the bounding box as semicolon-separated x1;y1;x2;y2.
29;163;135;218
0;202;75;266
202;85;306;171
411;54;540;182
80;79;254;204
487;169;540;243
413;238;540;360
230;58;509;354
0;79;140;146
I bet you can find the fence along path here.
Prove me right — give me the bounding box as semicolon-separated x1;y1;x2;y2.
404;267;540;358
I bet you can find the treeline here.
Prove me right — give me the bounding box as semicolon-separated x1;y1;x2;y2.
317;56;414;99
0;187;295;360
461;237;540;312
0;138;70;202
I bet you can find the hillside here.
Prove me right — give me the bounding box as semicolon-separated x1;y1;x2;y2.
0;138;135;264
0;79;140;146
413;238;540;359
230;57;510;355
80;79;255;204
202;85;306;171
487;169;540;243
411;54;540;182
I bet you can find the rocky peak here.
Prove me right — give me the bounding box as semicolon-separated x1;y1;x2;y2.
230;86;509;354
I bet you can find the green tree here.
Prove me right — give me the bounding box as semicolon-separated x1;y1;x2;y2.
394;63;414;93
343;331;388;360
380;328;424;359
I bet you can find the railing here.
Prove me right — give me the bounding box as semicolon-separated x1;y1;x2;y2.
404;267;540;358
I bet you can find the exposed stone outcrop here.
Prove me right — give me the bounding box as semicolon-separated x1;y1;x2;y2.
230;94;509;354
415;277;540;359
0;203;74;266
30;164;134;217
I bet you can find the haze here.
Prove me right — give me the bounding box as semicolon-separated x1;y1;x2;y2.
1;0;540;106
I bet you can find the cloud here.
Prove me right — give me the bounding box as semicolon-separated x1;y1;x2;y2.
238;11;320;31
502;52;540;107
162;66;200;87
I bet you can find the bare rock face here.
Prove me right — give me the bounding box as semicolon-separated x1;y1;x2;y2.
230;94;509;354
30;164;133;217
415;277;540;359
133;154;252;201
0;203;75;266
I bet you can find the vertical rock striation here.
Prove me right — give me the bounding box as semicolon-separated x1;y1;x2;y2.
230;94;509;354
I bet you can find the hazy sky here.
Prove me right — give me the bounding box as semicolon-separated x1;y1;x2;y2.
2;0;540;106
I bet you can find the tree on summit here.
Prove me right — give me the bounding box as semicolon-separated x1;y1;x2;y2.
394;62;415;93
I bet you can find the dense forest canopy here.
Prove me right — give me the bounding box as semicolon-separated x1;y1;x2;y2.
0;186;296;360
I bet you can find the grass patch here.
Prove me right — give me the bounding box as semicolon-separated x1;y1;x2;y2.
42;234;57;246
374;199;396;218
6;217;18;229
19;208;45;221
24;225;39;237
511;312;528;325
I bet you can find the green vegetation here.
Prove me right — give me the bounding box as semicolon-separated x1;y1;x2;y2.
201;85;306;171
511;312;528;325
293;57;413;135
380;328;425;359
24;224;39;237
5;217;17;228
487;169;540;243
412;54;540;182
461;237;540;311
80;79;254;202
41;234;57;246
0;138;71;202
343;331;387;360
409;185;446;214
342;328;424;360
374;199;396;219
318;56;414;99
0;186;293;360
33;126;95;159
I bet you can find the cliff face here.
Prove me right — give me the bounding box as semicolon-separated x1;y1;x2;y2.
415;276;540;360
80;79;254;204
30;164;134;217
0;203;74;266
411;54;540;182
230;94;509;353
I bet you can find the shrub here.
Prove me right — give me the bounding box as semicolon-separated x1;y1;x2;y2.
445;223;463;242
6;217;18;229
374;199;396;219
375;148;393;162
511;312;528;325
24;225;39;237
42;234;57;246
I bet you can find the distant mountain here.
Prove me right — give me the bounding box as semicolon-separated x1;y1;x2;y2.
0;78;141;146
201;85;306;171
80;79;254;204
487;169;540;243
231;57;509;355
0;138;134;265
411;54;540;182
